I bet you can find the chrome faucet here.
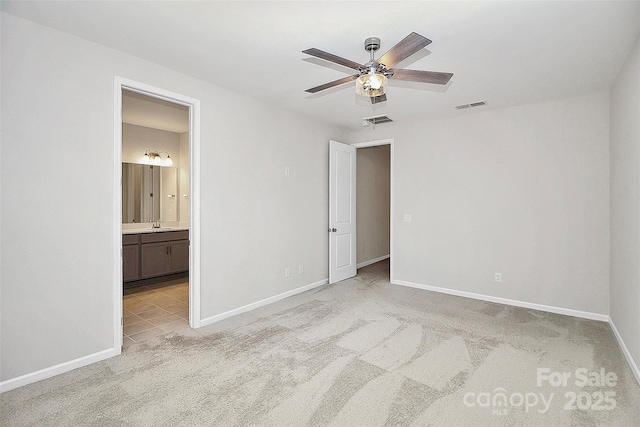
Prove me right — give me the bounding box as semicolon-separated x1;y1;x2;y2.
151;219;161;229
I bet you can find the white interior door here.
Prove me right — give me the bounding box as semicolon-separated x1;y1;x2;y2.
329;140;357;283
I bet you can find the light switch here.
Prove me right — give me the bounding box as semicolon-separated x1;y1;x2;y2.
284;166;290;176
403;214;412;223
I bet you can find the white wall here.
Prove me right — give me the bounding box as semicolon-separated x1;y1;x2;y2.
350;91;610;316
356;145;390;265
610;35;640;374
0;12;345;383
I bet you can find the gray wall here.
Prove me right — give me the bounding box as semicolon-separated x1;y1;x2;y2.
610;35;640;374
350;91;611;316
356;146;390;265
0;12;345;381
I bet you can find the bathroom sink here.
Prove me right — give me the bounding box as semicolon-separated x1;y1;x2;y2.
151;226;188;232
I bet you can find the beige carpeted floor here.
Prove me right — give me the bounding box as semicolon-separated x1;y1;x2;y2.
2;260;639;426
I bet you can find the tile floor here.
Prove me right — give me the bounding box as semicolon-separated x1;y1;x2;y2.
123;278;189;348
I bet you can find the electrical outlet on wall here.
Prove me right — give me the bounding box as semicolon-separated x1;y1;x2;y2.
298;264;304;274
495;273;502;283
285;267;291;278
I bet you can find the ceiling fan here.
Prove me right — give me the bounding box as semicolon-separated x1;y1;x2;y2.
303;32;453;104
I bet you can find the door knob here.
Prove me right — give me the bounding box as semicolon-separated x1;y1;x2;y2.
328;228;337;232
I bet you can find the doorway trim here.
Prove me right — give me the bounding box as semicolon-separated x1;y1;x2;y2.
352;138;394;282
113;77;202;352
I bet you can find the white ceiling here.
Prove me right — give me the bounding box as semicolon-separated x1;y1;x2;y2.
3;1;639;132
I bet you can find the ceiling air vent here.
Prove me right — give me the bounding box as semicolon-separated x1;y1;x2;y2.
362;115;393;126
455;101;487;110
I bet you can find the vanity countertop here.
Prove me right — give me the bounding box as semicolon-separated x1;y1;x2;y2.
123;227;189;235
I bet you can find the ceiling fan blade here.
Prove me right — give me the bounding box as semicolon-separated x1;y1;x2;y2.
390;69;453;85
305;75;359;93
377;32;432;69
302;48;364;71
371;94;387;104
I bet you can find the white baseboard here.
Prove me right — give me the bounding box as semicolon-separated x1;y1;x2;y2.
0;347;119;393
392;279;609;322
608;319;640;386
357;254;390;269
199;279;329;328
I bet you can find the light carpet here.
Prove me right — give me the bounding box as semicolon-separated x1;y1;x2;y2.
2;260;639;426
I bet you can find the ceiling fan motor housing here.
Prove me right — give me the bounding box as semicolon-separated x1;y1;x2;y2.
364;37;381;52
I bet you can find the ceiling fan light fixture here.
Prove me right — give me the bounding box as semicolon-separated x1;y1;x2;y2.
355;72;387;97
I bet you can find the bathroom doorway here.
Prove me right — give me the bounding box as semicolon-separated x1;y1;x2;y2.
113;78;201;352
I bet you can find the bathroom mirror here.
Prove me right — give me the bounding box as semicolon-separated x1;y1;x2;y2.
122;163;177;223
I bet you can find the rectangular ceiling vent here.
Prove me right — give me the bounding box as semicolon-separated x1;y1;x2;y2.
362;115;393;126
455;101;487;110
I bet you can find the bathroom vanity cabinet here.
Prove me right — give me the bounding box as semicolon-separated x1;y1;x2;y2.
122;230;189;283
122;234;141;282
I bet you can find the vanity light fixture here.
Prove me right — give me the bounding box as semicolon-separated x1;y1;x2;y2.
143;150;173;166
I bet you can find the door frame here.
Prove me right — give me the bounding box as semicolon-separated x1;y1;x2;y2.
113;77;202;352
352;138;394;282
